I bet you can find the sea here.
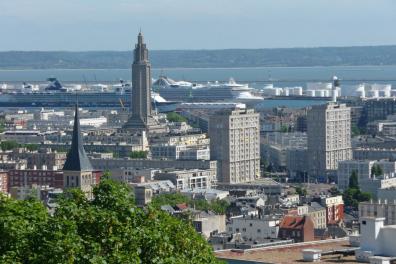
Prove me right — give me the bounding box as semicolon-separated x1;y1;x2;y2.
0;65;395;109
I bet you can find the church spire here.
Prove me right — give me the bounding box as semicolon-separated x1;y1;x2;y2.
63;104;93;171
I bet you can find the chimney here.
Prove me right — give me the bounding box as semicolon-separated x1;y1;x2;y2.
332;76;339;103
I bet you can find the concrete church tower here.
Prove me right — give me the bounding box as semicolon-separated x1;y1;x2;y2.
123;32;166;134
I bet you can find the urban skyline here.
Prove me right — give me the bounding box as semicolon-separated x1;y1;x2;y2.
2;1;396;262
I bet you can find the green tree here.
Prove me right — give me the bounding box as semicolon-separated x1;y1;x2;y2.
152;193;230;215
371;164;383;177
295;186;307;196
349;170;359;189
23;143;39;152
351;124;360;137
0;140;20;151
0;122;5;133
343;171;373;210
328;186;341;196
0;180;221;263
166;112;187;123
129;150;148;159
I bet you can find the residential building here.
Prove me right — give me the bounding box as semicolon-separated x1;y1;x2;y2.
134;185;152;207
320;195;344;225
8;169;63;189
209;109;260;184
150;144;210;160
377;187;396;202
154;169;215;190
307;103;352;180
359;200;396;225
132;180;176;195
307;203;327;229
278;215;314;242
292;204;326;229
286;147;308;179
337;160;396;198
91;158;217;178
110;167;160;183
261;132;307;170
227;215;280;241
193;211;226;239
0;171;8;193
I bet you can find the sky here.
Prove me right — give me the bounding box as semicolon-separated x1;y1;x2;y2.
0;0;396;51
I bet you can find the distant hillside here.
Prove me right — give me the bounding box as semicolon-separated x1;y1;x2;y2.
1;46;396;69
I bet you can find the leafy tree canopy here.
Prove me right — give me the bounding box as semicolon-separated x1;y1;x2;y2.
343;171;372;210
151;193;230;215
166;112;187;123
0;179;221;263
349;170;359;189
371;164;383;177
129;150;148;159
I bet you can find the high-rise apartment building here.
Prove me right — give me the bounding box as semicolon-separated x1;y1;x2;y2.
307;103;352;179
209;109;260;184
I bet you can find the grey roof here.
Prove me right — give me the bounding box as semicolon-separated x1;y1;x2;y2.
308;202;325;212
62;104;93;171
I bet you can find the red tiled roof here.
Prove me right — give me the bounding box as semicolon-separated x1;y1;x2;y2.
175;203;188;210
280;215;306;229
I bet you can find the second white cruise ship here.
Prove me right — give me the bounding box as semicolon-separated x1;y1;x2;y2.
152;76;263;102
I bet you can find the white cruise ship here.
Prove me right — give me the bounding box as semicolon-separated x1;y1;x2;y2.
152;76;263;102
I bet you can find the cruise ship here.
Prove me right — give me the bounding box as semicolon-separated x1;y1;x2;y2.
152;76;263;102
0;78;178;112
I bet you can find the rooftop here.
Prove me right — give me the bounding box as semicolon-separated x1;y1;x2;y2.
215;238;358;264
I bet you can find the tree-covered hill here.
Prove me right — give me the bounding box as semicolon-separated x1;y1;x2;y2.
1;45;396;69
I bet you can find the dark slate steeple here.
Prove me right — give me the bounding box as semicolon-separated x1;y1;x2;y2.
63;104;93;171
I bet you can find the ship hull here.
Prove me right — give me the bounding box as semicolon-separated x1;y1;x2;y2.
0;92;178;112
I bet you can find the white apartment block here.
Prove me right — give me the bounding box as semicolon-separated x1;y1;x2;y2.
209;109;260;184
154;169;215;190
150;144;210;160
307;103;352;179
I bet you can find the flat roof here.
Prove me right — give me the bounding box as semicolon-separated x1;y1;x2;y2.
216;238;358;264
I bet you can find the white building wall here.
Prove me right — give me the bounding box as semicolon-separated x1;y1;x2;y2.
227;216;279;241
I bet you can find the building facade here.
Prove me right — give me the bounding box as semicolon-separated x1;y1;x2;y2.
209;109;260;184
359;200;396;225
227;215;280;241
8;169;63;189
0;171;8;193
154;169;215;190
307;103;352;179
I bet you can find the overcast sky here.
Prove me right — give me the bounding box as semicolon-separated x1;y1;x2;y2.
1;0;395;51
